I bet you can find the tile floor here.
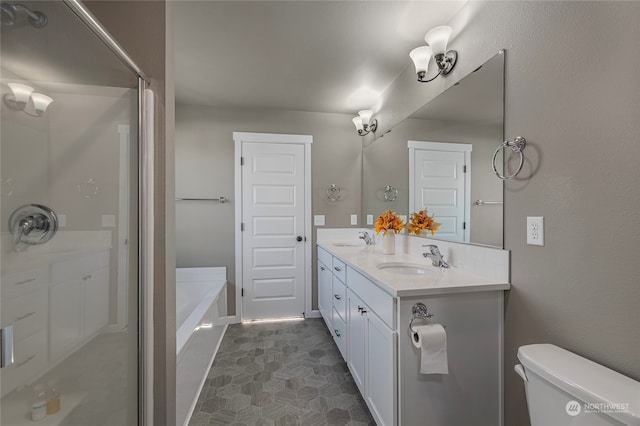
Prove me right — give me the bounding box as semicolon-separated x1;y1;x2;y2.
188;318;375;426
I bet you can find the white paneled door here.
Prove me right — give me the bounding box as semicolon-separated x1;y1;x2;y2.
239;135;310;320
409;141;472;243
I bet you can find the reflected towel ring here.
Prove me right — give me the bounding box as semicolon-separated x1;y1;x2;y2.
383;185;398;201
326;184;343;202
492;136;526;180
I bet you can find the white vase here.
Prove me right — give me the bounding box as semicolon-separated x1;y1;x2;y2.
382;232;395;255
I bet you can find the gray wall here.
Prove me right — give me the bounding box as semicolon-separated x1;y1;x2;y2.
373;2;640;425
175;105;362;314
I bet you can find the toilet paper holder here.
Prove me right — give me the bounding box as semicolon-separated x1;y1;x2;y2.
408;302;434;333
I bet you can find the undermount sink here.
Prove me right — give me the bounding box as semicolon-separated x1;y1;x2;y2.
376;262;434;275
333;242;364;247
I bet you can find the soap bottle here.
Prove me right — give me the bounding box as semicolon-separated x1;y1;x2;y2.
46;381;61;415
31;384;47;421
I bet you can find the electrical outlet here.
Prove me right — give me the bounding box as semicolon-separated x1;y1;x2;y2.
366;215;373;225
527;216;544;246
314;215;325;226
350;214;358;225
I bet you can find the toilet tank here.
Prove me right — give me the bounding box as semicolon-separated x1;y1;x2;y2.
516;344;640;426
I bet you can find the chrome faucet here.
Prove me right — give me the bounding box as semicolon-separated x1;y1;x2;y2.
422;244;450;268
359;231;375;245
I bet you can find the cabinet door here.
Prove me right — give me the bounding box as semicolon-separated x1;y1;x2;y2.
50;278;83;361
347;290;366;394
366;311;397;426
317;260;331;327
84;267;109;337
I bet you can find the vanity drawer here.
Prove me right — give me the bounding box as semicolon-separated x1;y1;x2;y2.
347;266;395;329
318;247;332;268
332;308;347;360
1;265;48;299
1;288;47;341
0;329;48;398
51;250;109;284
332;276;347;322
332;258;346;283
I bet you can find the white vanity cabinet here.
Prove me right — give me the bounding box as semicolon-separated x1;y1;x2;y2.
0;265;50;398
1;249;111;396
317;248;333;329
50;250;110;362
316;240;508;426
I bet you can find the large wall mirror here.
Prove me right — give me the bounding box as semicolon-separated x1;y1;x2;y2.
362;51;504;248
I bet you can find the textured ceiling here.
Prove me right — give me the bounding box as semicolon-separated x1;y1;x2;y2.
174;1;465;114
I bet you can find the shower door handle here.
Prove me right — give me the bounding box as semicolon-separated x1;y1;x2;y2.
1;325;14;368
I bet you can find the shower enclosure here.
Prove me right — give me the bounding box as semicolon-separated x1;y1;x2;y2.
0;1;150;424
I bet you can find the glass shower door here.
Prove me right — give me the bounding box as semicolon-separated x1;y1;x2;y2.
1;1;140;424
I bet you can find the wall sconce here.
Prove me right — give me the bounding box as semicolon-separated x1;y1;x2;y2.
4;82;54;117
352;110;377;136
409;26;458;83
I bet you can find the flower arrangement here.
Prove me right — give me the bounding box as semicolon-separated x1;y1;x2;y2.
406;209;440;236
375;210;405;235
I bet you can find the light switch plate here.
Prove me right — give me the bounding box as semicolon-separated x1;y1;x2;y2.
102;214;116;228
314;215;325;226
366;215;373;225
527;216;544;246
57;214;67;227
350;214;358;225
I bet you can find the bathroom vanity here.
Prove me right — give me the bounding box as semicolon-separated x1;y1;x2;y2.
316;230;510;426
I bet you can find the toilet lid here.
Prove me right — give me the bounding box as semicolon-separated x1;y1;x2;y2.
518;344;640;426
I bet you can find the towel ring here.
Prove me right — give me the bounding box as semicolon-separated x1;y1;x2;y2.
492;136;526;180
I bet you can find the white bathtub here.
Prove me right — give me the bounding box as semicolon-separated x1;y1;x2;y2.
176;267;228;426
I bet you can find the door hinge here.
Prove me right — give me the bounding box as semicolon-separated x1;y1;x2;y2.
240;157;245;166
241;222;244;231
241;288;244;297
463;165;467;173
463;222;466;230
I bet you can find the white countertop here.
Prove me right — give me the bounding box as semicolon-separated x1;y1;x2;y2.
317;241;510;298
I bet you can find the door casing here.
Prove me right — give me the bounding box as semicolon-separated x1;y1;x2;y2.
233;132;313;322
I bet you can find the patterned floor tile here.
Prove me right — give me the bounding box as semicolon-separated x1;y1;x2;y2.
188;319;374;425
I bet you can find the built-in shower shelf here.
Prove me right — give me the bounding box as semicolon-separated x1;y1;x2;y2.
2;392;85;426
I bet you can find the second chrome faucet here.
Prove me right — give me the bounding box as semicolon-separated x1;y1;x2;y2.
422;244;450;269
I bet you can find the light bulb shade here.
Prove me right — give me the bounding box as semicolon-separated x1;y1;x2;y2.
358;110;373;127
30;93;53;114
425;26;452;56
409;46;432;74
352;116;364;132
8;83;34;104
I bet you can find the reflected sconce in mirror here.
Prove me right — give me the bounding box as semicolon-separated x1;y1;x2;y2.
409;26;458;83
352;110;378;136
4;82;54;117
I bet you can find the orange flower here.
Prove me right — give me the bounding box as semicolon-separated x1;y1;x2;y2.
375;210;405;235
407;209;440;236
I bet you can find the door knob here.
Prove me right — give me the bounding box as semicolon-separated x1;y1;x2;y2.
296;236;303;242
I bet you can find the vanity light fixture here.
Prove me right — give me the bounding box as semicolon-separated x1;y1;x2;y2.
352;109;378;136
409;25;458;83
4;82;54;117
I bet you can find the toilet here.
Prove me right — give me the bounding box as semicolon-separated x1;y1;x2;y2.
515;344;640;426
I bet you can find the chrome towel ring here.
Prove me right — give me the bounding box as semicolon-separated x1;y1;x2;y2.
492;136;526;180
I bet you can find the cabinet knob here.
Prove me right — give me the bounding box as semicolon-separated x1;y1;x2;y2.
320;266;325;271
334;266;341;272
334;294;341;300
357;306;363;312
360;309;367;315
334;330;341;338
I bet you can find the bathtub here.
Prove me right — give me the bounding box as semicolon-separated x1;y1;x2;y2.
176;267;228;426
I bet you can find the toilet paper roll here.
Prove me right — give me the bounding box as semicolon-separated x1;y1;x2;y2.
411;324;448;375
